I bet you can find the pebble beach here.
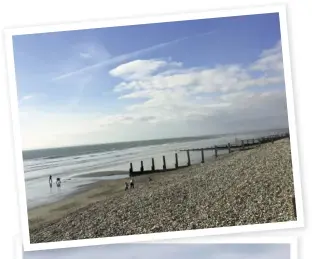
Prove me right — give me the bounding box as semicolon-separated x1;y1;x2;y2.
28;138;296;243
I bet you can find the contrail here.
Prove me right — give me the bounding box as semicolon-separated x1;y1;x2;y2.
52;31;215;81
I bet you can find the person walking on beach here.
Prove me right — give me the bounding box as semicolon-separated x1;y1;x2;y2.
125;182;129;191
49;175;52;187
130;178;134;189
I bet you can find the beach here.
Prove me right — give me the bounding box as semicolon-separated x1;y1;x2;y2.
28;138;295;243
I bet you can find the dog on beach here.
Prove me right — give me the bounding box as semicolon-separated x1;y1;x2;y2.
130;179;134;189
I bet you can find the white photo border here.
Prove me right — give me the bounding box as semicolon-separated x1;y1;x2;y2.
3;4;304;252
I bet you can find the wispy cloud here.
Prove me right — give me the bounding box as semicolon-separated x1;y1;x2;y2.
52;31;215;81
80;52;93;59
20;95;33;101
19;95;34;105
75;42;112;61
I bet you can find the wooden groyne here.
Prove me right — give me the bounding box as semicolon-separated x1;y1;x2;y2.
128;132;289;177
180;133;290;152
129;154;191;177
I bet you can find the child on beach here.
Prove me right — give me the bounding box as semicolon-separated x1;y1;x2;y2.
56;177;61;187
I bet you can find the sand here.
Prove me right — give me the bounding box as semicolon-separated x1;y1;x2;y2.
28;138;296;243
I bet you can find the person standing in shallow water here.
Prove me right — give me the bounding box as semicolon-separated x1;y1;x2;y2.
49;175;52;187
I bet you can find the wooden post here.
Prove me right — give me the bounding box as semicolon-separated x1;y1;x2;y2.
140;161;144;172
151;158;155;171
163;155;167;171
214;145;218;158
201;149;204;163
175;153;179;168
241;140;244;150
129;163;133;176
228;143;231;153
187;150;191;166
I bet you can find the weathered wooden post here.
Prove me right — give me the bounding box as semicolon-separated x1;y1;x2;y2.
241;140;244;150
201;148;205;163
175;153;179;168
187;150;191;166
151;158;155;171
163;155;167;171
228;143;231;153
140;161;144;172
214;145;218;158
129;162;133;176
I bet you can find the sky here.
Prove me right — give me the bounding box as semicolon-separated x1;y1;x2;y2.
23;243;290;259
13;12;289;150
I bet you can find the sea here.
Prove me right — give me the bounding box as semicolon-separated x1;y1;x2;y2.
23;128;288;209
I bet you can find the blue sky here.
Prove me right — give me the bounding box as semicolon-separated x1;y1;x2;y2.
13;13;288;150
24;243;290;259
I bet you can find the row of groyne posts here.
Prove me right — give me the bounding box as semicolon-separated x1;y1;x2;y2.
128;131;297;219
129;132;290;178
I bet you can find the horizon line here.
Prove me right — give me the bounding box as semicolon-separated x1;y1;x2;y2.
22;126;289;152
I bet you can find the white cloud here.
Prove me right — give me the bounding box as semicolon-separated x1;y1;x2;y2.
97;114;159;126
20;87;288;150
109;59;182;81
22;95;33;100
112;41;284;98
94;89;287;136
103;40;287;130
19;95;33;103
76;42;112;61
80;52;93;59
19;94;48;105
250;40;283;73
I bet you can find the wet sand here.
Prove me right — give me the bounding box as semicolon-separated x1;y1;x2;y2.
74;170;128;178
28;167;194;229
